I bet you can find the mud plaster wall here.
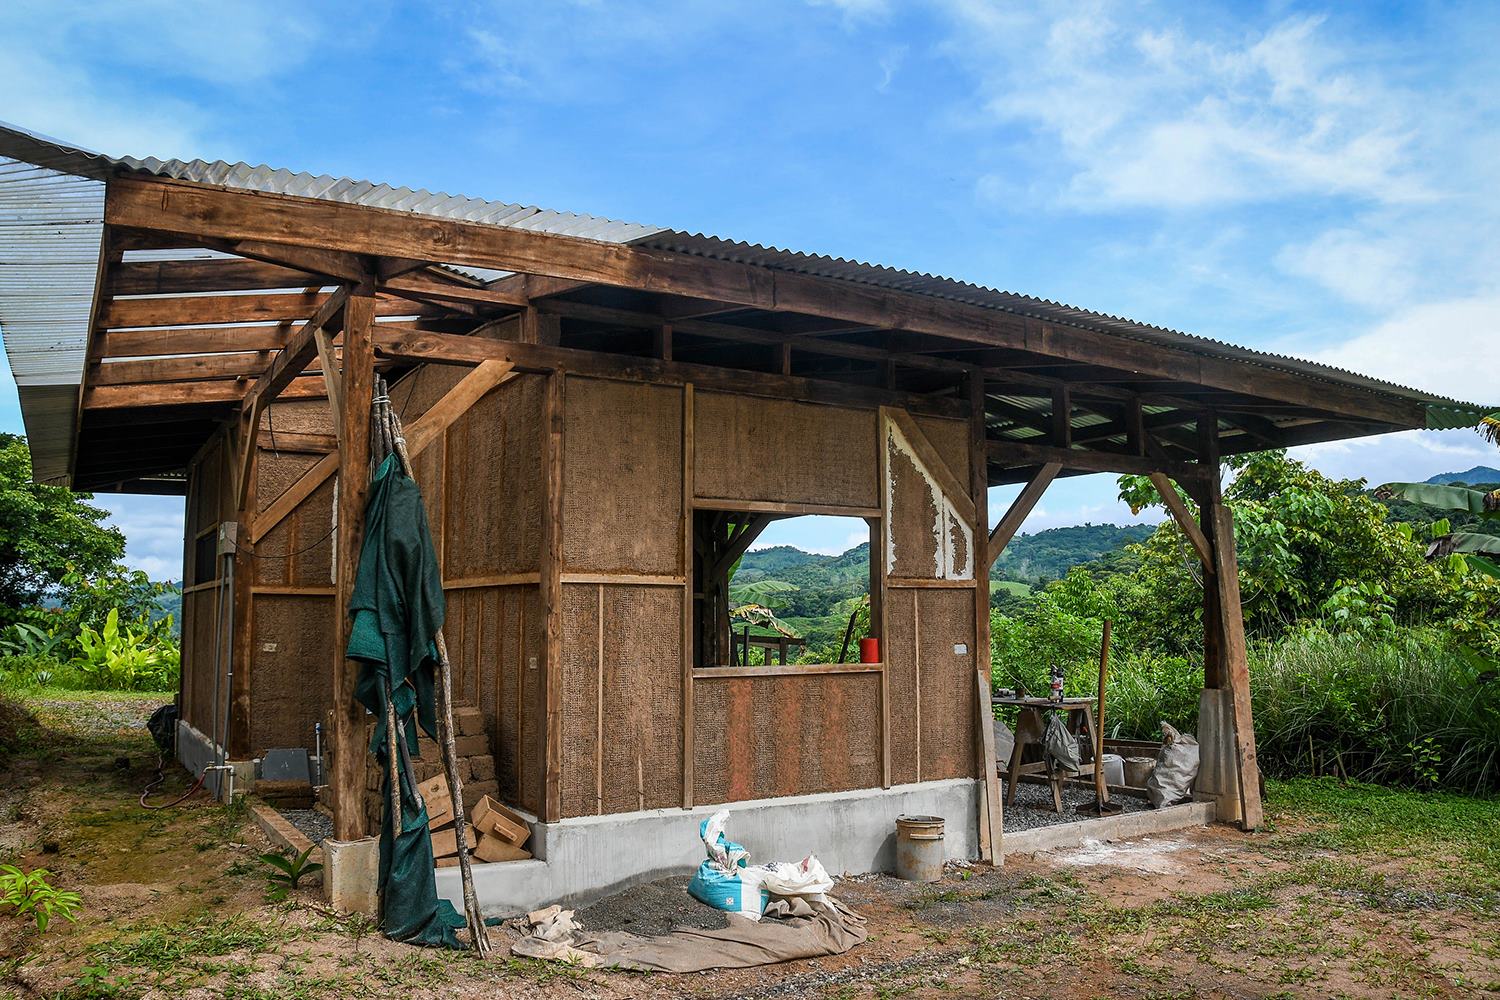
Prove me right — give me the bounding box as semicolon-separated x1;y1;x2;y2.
885;417;973;581
882;586;976;784
559;583;684;817
444;373;544;578
444;584;543;814
180;434;232;736
562;378;683;576
234;367;545;790
249;595;334;754
693;392;878;509
692;671;881;805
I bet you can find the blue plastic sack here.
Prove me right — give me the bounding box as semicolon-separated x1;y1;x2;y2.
685;810;768;919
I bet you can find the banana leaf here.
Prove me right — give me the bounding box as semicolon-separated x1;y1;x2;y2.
1376;482;1500;517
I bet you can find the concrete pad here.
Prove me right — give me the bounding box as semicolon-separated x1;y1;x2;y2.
1000;800;1216;857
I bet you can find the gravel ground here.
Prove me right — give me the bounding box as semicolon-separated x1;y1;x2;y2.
1002;779;1150;832
281;807;334;845
574;874;730;937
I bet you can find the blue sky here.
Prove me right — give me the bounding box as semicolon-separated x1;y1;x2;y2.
2;0;1497;572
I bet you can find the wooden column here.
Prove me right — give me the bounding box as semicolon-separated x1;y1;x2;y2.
227;415;256;759
330;289;376;841
680;384;695;808
969;375;1003;864
540;371;565;822
1206;494;1264;830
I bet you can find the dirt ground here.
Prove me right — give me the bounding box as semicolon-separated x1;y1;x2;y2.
2;693;1496;999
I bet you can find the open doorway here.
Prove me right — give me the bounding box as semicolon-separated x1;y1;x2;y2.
691;509;877;668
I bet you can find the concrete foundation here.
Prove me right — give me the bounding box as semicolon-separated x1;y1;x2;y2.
324;836;379;915
1001;799;1216;856
1195;688;1243;825
437;777;982;917
175;720;253;800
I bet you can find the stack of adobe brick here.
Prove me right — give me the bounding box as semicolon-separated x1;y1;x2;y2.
360;703;498;835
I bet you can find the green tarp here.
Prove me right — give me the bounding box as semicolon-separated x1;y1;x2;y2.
346;454;466;949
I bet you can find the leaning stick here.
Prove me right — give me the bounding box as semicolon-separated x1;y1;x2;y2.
379;392;491;956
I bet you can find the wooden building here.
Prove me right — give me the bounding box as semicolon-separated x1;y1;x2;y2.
2;124;1487;909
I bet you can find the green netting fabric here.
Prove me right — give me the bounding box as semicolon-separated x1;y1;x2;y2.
346;454;465;949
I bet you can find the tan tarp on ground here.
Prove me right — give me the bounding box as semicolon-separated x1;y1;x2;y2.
513;897;868;973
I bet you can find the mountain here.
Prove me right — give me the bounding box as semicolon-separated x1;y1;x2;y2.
990;523;1155;585
1425;467;1500;486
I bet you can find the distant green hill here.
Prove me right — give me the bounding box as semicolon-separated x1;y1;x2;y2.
1425;466;1500;486
990;523;1154;585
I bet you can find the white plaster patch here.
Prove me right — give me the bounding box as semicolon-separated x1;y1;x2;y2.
884;420;974;580
1052;836;1191;875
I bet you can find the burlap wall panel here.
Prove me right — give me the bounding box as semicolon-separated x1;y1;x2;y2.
252;450;333;587
444;375;544;579
691;672;880;805
191;440;221;536
599;585;683;813
519;586;545;813
693;392;878;508
946;510;970;579
887;443;942;579
388;365;464;545
248;595;334;755
912;415;970;488
559;584;600;817
562;378;682;576
916;588;976;780
883;589;919;785
261;398;333;438
182;588;219;734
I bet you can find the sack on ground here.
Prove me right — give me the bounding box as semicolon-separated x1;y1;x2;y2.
1042;713;1082;774
1146;721;1200;808
687;810;768;920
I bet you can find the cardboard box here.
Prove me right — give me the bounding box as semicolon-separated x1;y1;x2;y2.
470;795;529;847
429;825;476;859
473;832;532;864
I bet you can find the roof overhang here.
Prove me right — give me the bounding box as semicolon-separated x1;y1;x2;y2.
0;121;1492;493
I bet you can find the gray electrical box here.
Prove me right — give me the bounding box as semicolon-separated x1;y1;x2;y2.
216;521;239;556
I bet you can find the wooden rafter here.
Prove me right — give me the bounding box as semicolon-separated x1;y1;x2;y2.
103;175;1427;427
987;463;1062;569
1149;472;1216;571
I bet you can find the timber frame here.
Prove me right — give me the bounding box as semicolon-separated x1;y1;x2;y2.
6;138;1475;856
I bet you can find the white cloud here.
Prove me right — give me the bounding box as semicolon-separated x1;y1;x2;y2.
94;495;187;581
1300;295;1500;405
945;4;1426;210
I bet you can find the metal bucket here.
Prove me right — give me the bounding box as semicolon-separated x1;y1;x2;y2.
1124;756;1156;788
894;814;945;882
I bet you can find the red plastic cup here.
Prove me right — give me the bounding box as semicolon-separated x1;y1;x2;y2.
859;637;881;663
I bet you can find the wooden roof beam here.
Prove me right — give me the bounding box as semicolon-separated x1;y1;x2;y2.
104;175;1427;428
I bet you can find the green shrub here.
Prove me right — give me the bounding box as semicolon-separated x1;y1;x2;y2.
1251;628;1498;793
0;652;67;689
0;864;82;932
69;607;178;692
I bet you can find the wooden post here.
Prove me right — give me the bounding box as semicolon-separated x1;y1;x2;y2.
1208;498;1264;830
228;415;256;759
541;371;565;822
969;374;1003;865
681;384;695;808
331;289;376;841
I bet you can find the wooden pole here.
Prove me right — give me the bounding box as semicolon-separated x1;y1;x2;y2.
331;289;375;842
1094;620;1111;807
540;371;565;822
1208;500;1264;830
969;376;1003;865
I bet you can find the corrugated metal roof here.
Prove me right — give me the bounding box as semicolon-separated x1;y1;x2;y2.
0;119;1491;488
0;153;104;483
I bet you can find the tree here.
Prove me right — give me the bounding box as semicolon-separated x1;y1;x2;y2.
0;435;126;626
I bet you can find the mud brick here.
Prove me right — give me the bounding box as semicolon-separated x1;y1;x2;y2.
453;734;489;758
454;706;487;737
468;755;496;782
465;779;499;802
458;756;473;782
413;759;443;783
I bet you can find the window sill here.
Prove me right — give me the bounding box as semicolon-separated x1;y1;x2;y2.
692;662;883;680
